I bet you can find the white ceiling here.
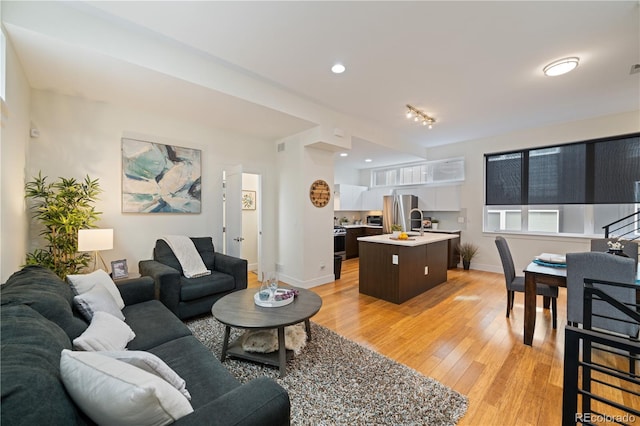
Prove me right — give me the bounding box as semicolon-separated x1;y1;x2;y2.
3;1;639;171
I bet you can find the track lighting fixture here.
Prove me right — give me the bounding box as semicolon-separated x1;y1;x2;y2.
405;104;435;129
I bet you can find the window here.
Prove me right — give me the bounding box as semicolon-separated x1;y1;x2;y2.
484;134;640;235
371;158;464;187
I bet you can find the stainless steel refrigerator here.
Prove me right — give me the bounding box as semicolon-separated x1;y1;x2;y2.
382;194;419;233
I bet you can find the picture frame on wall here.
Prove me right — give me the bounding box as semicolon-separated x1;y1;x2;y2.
111;259;129;280
242;190;256;210
121;138;202;213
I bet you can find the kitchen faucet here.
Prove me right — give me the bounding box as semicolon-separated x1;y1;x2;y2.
410;208;424;236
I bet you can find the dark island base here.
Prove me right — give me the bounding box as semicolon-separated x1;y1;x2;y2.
358;239;448;304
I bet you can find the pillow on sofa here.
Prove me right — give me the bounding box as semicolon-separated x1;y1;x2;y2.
73;284;125;321
73;311;135;351
60;350;193;426
67;269;125;309
100;351;191;400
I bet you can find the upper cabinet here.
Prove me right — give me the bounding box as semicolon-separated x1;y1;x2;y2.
360;187;393;211
334;184;367;211
415;185;461;211
335;184;460;211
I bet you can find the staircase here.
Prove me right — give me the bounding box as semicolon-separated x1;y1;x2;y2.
604;210;640;243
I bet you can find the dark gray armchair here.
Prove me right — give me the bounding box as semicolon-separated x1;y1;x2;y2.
139;237;247;320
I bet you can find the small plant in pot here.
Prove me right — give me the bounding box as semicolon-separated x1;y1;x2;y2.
391;224;402;238
457;242;479;270
430;218;439;230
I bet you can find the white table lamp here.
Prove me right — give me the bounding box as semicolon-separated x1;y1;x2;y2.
78;229;113;271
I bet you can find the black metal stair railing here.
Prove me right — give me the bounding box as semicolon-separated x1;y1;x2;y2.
603;210;640;242
562;279;640;426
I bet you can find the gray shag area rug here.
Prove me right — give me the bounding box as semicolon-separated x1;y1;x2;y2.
186;316;468;425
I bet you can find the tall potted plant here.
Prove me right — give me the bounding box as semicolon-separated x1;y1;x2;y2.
24;172;102;279
457;242;479;270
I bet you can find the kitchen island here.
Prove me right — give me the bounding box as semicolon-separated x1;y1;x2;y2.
357;233;457;304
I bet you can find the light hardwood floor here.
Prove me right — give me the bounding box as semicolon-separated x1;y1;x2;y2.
249;259;638;425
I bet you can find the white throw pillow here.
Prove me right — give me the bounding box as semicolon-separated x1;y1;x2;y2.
73;311;135;351
60;350;193;426
67;269;125;309
73;284;125;321
100;351;191;400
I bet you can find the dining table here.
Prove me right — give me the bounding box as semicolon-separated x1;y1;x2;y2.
523;258;640;346
523;261;567;346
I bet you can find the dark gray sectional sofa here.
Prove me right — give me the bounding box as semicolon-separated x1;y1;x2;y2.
1;265;290;425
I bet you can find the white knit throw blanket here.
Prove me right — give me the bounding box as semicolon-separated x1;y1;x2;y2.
161;235;211;278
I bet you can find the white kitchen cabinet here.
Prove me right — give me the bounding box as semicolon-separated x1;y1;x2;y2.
360;187;393;211
415;184;461;211
334;184;367;211
415;187;436;210
435;185;461;211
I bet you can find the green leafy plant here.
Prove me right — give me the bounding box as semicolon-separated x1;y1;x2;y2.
391;224;403;231
24;172;102;278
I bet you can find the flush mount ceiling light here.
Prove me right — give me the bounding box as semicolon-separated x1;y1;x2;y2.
339;152;348;157
543;57;579;76
405;104;435;129
331;63;346;74
364;158;372;163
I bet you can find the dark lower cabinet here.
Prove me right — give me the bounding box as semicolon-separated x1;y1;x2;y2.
346;228;365;259
346;227;382;259
364;227;383;236
448;235;461;269
426;230;461;269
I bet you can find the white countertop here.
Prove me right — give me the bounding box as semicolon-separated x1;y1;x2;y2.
342;224;383;229
357;233;457;247
412;228;461;234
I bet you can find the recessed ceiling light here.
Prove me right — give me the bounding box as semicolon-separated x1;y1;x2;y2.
339;152;348;157
364;158;372;163
331;63;346;74
543;57;579;76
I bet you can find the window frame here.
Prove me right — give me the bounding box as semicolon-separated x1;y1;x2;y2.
483;133;640;236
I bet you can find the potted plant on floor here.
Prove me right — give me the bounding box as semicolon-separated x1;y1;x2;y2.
24;172;102;279
457;242;479;270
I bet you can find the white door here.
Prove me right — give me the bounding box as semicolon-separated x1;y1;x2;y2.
224;165;243;257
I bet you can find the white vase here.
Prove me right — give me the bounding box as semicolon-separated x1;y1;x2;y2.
432;223;439;230
392;231;400;238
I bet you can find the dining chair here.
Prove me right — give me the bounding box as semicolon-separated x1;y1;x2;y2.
566;252;637;336
566;252;638;374
590;238;638;265
495;236;559;328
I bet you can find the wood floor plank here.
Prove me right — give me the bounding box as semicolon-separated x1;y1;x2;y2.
248;258;635;425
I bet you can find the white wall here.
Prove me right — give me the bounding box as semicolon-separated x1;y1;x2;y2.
0;28;30;283
25;90;279;275
425;110;640;274
276;127;335;287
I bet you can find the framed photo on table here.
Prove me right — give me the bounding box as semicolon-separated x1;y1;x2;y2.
111;259;129;280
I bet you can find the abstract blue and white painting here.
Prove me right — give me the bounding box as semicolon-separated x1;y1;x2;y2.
122;138;201;213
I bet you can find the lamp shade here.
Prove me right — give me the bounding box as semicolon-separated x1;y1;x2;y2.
78;229;113;252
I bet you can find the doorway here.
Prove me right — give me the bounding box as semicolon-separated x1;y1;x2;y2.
241;173;261;276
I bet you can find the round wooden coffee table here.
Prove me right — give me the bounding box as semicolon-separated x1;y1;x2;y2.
211;286;322;377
